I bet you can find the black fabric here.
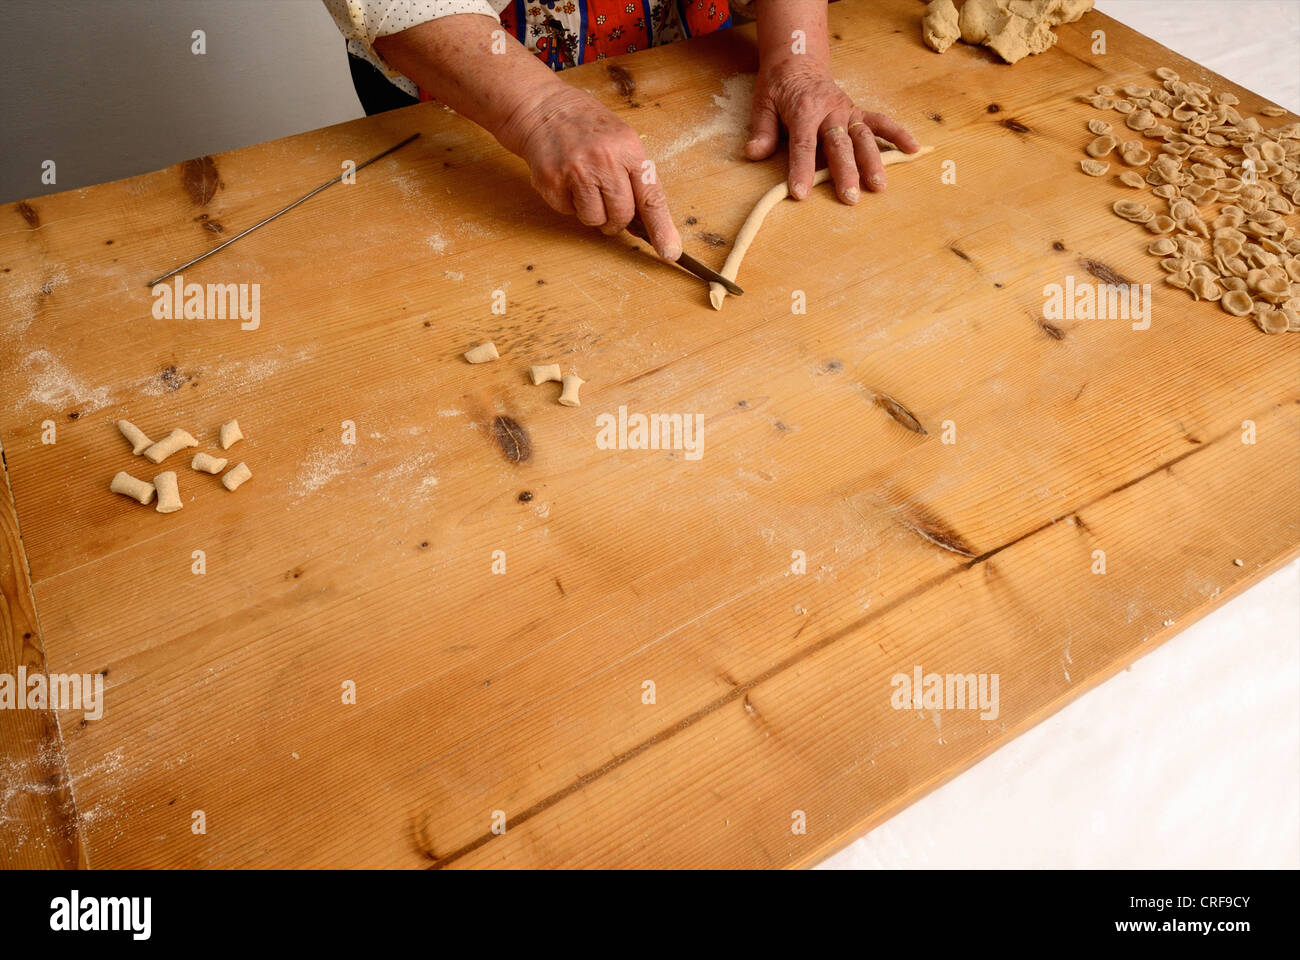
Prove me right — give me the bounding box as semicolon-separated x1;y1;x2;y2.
347;45;419;116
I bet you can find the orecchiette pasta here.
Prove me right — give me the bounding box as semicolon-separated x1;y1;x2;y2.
1078;66;1300;334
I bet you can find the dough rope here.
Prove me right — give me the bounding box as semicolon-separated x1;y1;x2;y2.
708;144;935;310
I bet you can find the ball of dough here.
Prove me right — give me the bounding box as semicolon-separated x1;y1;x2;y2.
922;0;961;54
959;0;1005;45
984;11;1059;64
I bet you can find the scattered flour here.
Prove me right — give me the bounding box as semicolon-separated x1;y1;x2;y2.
425;234;449;254
0;745;128;853
443;270;465;281
454;220;495;240
378;451;439;504
293;445;356;500
3;268;70;339
13;350;112;413
656;74;754;165
142;346;315;398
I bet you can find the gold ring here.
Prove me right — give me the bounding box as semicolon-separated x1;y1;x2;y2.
847;121;867;132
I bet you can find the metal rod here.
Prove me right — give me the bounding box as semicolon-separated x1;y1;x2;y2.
144;133;421;288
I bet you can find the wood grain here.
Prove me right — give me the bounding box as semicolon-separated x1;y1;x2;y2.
0;0;1296;867
0;442;84;867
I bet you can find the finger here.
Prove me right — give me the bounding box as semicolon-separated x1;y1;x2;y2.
862;111;920;154
849;118;887;192
746;95;781;161
598;172;637;236
569;179;608;228
630;162;682;260
820;115;860;205
530;171;576;215
786;113;821;200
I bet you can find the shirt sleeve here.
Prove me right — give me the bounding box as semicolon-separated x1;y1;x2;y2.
322;0;503;95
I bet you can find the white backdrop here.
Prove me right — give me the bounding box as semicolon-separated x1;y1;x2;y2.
821;1;1300;870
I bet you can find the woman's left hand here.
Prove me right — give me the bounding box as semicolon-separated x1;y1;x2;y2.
746;60;920;204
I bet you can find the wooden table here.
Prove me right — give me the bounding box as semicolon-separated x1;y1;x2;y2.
2;0;1297;868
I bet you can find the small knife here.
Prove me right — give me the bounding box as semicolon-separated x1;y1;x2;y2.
626;216;743;296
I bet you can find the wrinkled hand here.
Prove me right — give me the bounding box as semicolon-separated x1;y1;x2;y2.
747;62;920;204
512;88;681;259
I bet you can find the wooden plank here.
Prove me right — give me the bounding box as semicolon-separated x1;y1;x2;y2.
0;0;1296;866
0;440;84;867
448;399;1300;867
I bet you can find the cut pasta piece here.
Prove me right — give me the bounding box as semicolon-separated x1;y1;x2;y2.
111;471;155;505
558;374;585;408
143;428;198;464
220;419;243;450
192;452;228;474
464;342;499;364
154;471;183;513
529;363;562;385
221;462;252;492
117;420;152;456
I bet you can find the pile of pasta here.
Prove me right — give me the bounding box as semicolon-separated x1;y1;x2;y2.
1077;68;1299;334
110;419;251;514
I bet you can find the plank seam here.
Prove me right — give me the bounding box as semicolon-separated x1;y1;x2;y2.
423;395;1298;867
0;432;86;868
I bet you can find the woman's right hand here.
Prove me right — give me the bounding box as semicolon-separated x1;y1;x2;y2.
373;17;680;259
505;87;682;261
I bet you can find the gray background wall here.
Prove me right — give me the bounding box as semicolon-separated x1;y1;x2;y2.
2;1;1298;205
0;0;362;204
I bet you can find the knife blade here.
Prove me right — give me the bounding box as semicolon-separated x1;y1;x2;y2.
625;216;743;296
